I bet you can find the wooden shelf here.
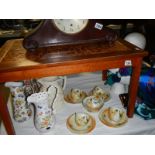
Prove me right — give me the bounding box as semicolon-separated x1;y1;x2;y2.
0;38;148;134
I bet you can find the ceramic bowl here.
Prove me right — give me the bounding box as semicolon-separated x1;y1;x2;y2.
82;95;104;112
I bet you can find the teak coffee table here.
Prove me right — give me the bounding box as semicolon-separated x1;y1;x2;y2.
0;39;148;135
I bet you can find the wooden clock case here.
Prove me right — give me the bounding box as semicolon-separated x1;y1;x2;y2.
23;19;118;51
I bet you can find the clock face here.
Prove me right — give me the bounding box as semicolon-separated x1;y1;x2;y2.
53;19;89;34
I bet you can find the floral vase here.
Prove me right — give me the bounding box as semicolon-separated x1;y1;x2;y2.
5;82;32;122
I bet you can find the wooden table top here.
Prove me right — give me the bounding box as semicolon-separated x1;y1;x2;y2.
0;38;148;74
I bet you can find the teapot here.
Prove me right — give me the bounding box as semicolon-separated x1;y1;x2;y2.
37;76;66;113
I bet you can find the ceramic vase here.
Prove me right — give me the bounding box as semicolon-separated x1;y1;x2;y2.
5;82;32;122
27;92;55;133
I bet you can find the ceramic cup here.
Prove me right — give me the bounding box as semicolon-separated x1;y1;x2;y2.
83;96;104;112
89;96;102;108
111;82;125;95
71;89;82;100
108;107;122;122
91;86;105;96
89;86;110;102
74;112;89;126
69;88;86;103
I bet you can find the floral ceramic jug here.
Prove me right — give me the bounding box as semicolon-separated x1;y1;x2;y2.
37;76;66;113
5;82;32;122
27;92;55;133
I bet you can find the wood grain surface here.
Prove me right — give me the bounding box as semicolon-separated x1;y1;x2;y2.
0;39;147;73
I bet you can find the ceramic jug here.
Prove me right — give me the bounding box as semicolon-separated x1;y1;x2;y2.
37;76;66;113
5;82;32;122
27;92;55;133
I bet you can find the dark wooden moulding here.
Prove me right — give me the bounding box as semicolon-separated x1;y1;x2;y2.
23;19;118;51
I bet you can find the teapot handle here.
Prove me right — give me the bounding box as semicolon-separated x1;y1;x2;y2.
58;76;67;90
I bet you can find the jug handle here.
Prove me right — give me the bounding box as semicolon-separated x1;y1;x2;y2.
58;76;67;90
47;85;58;111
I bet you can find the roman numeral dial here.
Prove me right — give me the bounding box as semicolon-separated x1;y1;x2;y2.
53;19;88;34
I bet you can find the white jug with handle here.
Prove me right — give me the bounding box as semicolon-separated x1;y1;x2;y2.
27;91;55;133
37;76;66;113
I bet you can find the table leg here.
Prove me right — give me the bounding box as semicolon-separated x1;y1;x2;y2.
102;70;108;81
0;94;15;135
127;59;142;118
